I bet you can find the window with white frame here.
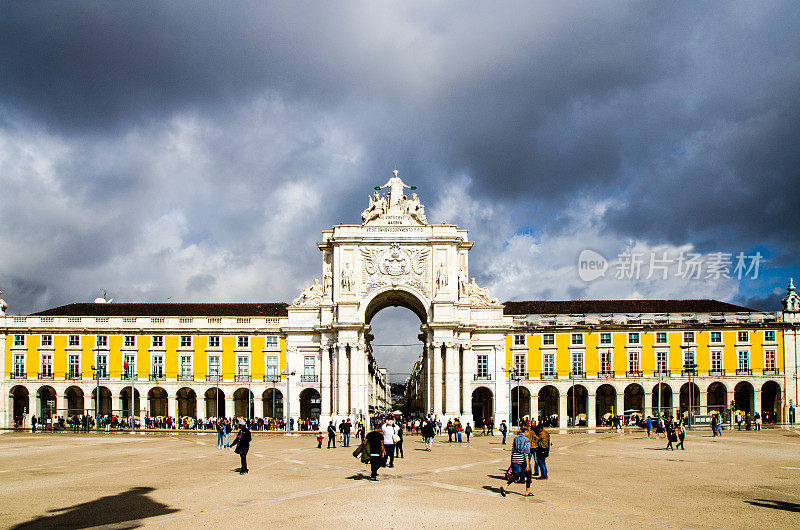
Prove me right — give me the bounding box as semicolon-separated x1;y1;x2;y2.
600;333;611;345
737;331;749;343
711;350;722;372
180;335;193;348
600;350;612;373
123;335;136;348
14;335;25;346
476;355;489;378
68;354;80;378
571;333;583;346
628;332;639;344
684;349;695;370
304;356;315;377
764;330;776;342
542;334;555;346
711;331;722;343
266;336;279;348
542;352;555;375
683;331;694;344
40;353;53;377
237;336;249;349
656;332;667;344
737;350;750;371
68;335;80;347
208;355;221;378
95;354;108;377
513;353;526;377
152;335;164;348
628;351;640;373
151;354;164;377
237;355;249;377
765;350;776;371
656;351;667;373
124;354;136;377
267;355;279;377
180;355;192;377
207;336;220;348
40;335;53;347
13;353;25;376
571;352;584;375
96;335;108;348
513;334;526;346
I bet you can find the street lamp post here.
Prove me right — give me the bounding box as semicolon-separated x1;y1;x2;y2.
283;370;296;433
91;365;99;431
131;360;136;433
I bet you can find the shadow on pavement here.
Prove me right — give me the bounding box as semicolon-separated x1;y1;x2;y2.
345;474;371;480
11;486;178;529
745;499;800;512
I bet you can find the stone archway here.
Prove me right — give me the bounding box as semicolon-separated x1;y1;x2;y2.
734;381;755;413
567;384;588;426
596;384;616;424
679;382;701;416
761;381;781;422
652;383;673;417
37;385;57;420
91;386;112;417
148;387;168;417
9;385;29;426
263;388;283;419
707;382;727;415
205;388;225;418
471;387;493;427
624;383;645;415
511;385;530;426
538;385;559;424
176;387;197;418
234;388;255;419
65;386;84;416
119;387;141;418
299;388;321;420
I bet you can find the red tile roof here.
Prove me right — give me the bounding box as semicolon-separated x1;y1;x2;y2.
502;299;754;315
31;302;289;317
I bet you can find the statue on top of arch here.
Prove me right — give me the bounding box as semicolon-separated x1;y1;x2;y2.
361;170;427;225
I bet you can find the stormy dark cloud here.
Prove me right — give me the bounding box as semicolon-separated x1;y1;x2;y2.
1;1;798;340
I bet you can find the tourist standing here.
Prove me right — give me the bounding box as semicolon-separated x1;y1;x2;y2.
31;415;37;433
230;422;251;474
499;420;508;444
487;417;494;436
499;429;532;497
533;423;549;480
366;421;386;482
676;420;686;450
395;423;404;458
465;423;472;443
342;418;351;447
382;420;397;467
646;416;653;438
447;419;454;443
422;419;435;451
327;421;336;448
217;420;225;448
665;420;676;450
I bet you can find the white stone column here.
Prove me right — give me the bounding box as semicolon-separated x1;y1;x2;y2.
348;345;361;419
224;396;234;419
699;385;708;416
530;393;539;422
461;347;472;417
432;343;444;417
444;344;460;417
588;393;597;428
754;389;762;415
614;390;624;419
337;345;349;418
558;390;568;428
167;394;177;420
320;346;332;418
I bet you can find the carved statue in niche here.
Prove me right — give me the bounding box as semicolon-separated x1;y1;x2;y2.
458;266;469;299
323;251;333;296
406;193;427;224
341;262;354;292
468;277;499;306
292;279;323;306
436;262;448;293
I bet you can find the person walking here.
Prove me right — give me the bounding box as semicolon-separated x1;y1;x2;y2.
499;428;532;497
216;420;225;448
676;420;686;450
422;419;435;451
665;420;676;451
366;421;386;482
487;417;494;436
31;415;37;433
710;415;718;437
382;419;397;468
224;419;232;448
499;420;508;444
455;419;463;443
230;422;252;474
327;421;337;448
447;419;454;443
465;423;472;443
646;416;653;438
533;423;549;480
395;422;404;458
342;418;351;447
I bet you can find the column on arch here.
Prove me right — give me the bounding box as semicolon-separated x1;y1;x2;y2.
444;343;460;417
587;392;597;428
348;344;363;419
558;388;568;428
460;346;472;417
431;343;444;417
530;392;539;422
754;389;762;417
320;346;332;418
224;395;234;419
614;389;624;420
336;344;349;417
167;393;177;420
698;383;708;416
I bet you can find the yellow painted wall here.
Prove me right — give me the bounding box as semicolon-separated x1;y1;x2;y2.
108;335;122;377
585;332;598;374
193;336;207;379
251;336;265;378
556;333;571;375
696;331;709;372
26;335;39;375
280;337;287;377
53;335;67;375
613;332;627;373
751;331;763;371
527;334;541;376
221;336;236;377
81;335;93;377
139;336;151;377
775;331;784;370
723;331;737;372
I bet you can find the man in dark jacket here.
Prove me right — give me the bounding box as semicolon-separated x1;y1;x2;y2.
230;422;251;474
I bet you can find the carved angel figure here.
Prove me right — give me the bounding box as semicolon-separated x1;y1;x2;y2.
292;279;323;306
468;277;499;305
361;191;386;223
406;193;427;224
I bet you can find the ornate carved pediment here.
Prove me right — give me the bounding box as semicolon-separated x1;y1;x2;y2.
360;243;430;297
361;171;427;226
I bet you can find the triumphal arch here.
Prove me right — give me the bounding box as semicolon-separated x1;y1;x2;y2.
286;171;508;425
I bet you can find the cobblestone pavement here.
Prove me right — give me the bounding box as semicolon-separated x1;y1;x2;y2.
1;427;799;528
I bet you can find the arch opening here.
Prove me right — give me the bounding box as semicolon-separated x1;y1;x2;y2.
511;386;530;426
299;388;321;420
176;387;197;418
567;384;588;426
761;381;781;422
538;385;559;424
471;387;493;427
596;384;616;424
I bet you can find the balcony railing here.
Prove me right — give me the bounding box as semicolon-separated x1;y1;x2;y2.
681;368;698;376
763;368;780;376
93;372;109;380
511;371;529;380
121;373;138;381
473;374;492;381
177;374;194;381
149;373;165;381
540;373;558;380
301;374;319;382
569;371;586;379
709;369;725;377
38;372;54;380
654;369;671;377
66;373;82;381
626;370;643;377
736;368;752;375
10;372;27;379
264;375;281;382
235;374;252;382
206;374;222;382
597;371;615;378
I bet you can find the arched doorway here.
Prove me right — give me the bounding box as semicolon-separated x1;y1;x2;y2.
651;383;673;417
205;388;225;418
91;386;112;417
538;386;559;424
10;386;29;426
679;382;700;417
734;381;754;414
37;385;57;420
176;387;197;418
707;382;727;416
65;386;85;417
234;388;255;419
761;381;781;423
567;384;588;426
262;388;283;419
596;384;616;425
299;388;321;420
471;387;493;427
624;383;644;416
119;387;141;418
147;387;168;417
511;386;530;426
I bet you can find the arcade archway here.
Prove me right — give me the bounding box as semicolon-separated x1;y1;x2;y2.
538;385;559;423
511;386;530;426
567;384;588;426
176;387;197;418
734;381;755;413
65;386;84;416
624;383;644;415
472;387;493;427
761;381;781;422
299;388;321;420
262;388;283;419
205;388;225;418
707;382;727;415
148;387;168;417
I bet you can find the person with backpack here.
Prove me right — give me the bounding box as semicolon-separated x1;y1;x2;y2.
499;428;532;497
499;420;508;444
533;423;550;479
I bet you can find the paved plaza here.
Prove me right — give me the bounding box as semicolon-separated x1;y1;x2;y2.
1;427;799;528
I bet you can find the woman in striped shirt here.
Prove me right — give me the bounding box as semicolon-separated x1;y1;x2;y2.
499;428;532;497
